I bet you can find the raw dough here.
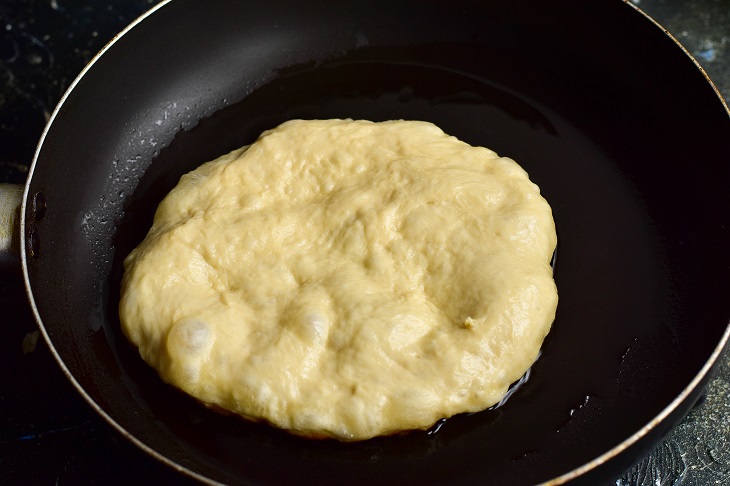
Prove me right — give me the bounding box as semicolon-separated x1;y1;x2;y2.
120;119;558;441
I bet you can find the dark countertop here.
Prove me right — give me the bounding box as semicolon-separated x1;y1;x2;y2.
1;1;728;484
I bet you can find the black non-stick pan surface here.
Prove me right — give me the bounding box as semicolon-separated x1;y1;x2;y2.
20;0;730;484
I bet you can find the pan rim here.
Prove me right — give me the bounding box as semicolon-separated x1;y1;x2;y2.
621;0;730;118
17;0;219;484
543;1;730;483
18;0;730;484
539;323;730;485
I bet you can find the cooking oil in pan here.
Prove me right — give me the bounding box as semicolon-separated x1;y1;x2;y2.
104;59;669;471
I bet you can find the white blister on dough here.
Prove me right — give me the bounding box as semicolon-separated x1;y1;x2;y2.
165;318;214;384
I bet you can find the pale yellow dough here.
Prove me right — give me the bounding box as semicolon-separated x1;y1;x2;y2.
120;119;558;441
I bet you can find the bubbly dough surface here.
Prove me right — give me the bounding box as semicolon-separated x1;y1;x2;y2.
120;119;558;441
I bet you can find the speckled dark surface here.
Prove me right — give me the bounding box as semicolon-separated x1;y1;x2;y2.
1;1;728;484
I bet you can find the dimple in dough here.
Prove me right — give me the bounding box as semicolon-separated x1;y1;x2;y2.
119;119;558;441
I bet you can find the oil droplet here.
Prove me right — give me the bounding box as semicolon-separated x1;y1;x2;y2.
427;418;446;435
27;224;40;258
32;191;46;221
557;395;593;432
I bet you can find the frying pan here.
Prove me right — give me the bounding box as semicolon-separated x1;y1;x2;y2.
2;0;728;484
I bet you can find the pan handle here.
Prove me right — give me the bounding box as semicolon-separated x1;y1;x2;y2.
0;183;23;272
